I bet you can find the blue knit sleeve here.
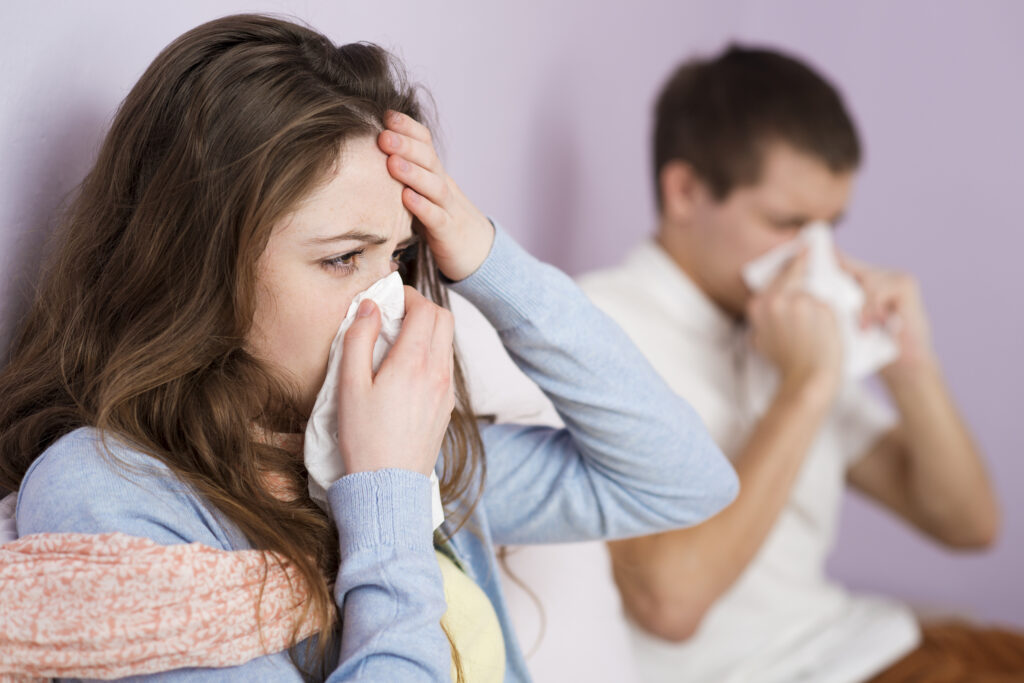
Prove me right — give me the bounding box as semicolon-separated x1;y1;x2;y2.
16;428;307;681
449;223;739;545
16;429;449;681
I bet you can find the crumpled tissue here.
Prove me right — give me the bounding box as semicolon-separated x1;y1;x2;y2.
303;271;445;530
740;221;900;412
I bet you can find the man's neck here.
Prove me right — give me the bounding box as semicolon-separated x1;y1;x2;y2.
654;219;743;322
655;220;711;297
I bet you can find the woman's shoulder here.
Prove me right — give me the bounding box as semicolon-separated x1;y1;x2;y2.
25;426;169;476
16;427;242;549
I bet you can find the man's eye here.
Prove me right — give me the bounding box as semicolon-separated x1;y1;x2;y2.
769;221;802;232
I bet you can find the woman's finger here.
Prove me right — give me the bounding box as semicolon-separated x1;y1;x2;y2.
339;300;381;389
386;110;432;144
402;187;448;234
429;307;455;415
386;154;449;207
386;286;437;364
378;129;443;174
429;306;455;371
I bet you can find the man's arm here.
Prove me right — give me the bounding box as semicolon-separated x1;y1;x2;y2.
841;260;999;549
609;376;834;642
608;252;844;642
847;364;998;548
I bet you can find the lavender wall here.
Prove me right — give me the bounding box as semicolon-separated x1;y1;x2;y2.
2;0;1020;675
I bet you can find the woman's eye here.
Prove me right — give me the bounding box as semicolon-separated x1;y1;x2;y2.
322;249;364;272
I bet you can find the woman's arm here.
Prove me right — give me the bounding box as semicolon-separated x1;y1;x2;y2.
15;431;308;681
378;112;738;547
323;470;449;681
450;226;739;544
15;430;451;681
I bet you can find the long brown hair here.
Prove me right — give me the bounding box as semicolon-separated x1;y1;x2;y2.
0;13;484;675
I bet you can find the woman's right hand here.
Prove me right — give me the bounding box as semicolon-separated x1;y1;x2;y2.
336;286;455;476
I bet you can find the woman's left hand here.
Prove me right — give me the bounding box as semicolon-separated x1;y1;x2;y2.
378;111;495;282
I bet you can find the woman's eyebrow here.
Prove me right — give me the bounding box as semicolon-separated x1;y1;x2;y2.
396;234;419;249
303;230;388;247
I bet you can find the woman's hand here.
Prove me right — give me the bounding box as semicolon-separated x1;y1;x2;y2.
378;111;495;282
336;287;455;476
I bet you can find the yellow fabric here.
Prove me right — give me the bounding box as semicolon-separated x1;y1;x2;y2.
435;550;506;682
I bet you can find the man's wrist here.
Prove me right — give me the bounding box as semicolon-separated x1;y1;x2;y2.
881;352;943;397
777;369;840;412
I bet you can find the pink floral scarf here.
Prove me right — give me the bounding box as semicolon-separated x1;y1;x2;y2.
0;531;316;681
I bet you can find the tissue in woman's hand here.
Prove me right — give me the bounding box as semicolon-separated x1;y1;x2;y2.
741;222;900;380
303;271;445;530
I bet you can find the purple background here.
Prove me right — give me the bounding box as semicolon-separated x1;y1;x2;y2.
2;0;1021;666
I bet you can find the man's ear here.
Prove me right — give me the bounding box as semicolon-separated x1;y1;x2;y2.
659;161;704;225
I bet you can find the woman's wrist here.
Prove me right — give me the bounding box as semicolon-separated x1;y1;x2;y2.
432;216;495;282
328;469;435;556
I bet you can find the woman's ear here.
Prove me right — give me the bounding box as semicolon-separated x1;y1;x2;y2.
659;161;702;226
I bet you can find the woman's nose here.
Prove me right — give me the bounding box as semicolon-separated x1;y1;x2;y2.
370;255;397;282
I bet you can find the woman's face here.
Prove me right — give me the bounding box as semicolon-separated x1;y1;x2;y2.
248;135;417;413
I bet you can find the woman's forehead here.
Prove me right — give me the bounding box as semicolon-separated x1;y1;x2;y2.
282;136;412;243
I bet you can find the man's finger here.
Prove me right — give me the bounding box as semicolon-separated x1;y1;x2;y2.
839;253;871;282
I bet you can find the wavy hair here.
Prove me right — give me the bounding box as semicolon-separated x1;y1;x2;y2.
0;13;484;677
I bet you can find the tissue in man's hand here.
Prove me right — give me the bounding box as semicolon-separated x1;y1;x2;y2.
741;222;900;380
303;271;445;530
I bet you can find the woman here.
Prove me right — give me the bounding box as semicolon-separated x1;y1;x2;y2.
0;14;737;681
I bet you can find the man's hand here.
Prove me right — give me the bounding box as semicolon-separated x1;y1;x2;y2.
841;256;937;380
747;249;843;401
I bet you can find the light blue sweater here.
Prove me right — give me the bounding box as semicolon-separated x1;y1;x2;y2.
16;224;738;682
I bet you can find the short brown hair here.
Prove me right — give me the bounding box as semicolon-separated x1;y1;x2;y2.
653;44;861;206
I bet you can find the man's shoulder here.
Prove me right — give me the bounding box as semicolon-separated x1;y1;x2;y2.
577;260;642;301
577;256;664;325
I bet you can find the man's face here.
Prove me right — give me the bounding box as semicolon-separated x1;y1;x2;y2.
688;143;854;317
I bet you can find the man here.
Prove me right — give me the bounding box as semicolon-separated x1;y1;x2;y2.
580;46;1014;682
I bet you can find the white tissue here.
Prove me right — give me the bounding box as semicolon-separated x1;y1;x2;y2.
303;271;445;530
741;221;900;381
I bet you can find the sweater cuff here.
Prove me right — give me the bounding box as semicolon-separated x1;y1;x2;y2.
448;220;554;332
327;469;435;559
